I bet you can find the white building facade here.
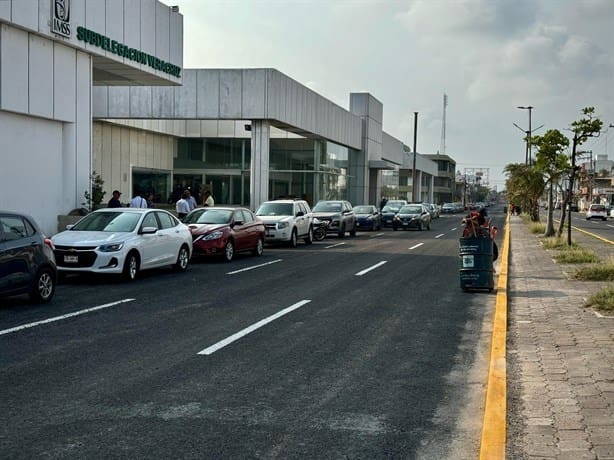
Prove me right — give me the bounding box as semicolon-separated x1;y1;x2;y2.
0;0;183;234
93;69;438;211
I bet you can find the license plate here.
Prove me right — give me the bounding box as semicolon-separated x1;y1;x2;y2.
64;255;78;263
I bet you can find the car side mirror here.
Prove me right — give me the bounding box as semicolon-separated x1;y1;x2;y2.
233;220;244;227
140;226;158;234
296;211;304;217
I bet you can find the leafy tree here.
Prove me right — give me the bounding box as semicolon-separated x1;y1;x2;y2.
504;162;544;221
562;108;603;245
532;129;570;236
83;172;106;211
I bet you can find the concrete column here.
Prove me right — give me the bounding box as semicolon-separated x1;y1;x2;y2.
417;171;423;202
250;120;270;211
429;175;435;203
369;169;380;206
349;148;368;205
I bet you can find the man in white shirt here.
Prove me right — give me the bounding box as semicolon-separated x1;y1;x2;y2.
176;191;190;219
130;192;148;208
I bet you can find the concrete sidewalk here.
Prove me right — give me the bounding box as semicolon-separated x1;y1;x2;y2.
506;216;614;459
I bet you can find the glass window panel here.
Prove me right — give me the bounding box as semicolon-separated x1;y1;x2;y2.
132;170;171;205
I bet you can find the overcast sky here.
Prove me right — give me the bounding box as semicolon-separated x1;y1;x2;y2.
170;0;614;189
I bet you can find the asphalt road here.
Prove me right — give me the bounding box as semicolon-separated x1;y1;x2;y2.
0;211;503;459
564;209;614;239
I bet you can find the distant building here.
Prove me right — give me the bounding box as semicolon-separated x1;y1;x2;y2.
421;154;457;204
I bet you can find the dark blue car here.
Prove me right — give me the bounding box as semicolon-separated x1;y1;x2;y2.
380;200;407;227
354;205;381;231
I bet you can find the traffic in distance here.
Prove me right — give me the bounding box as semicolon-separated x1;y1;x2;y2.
4;198;611;304
4;197;613;304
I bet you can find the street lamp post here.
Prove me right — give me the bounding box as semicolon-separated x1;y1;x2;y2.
517;106;533;164
412;112;418;202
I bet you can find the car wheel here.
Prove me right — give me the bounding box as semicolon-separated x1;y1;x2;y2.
338;224;345;238
252;238;264;256
29;267;55;303
304;226;313;245
223;240;234;262
289;229;298;248
122;252;140;281
174;245;190;271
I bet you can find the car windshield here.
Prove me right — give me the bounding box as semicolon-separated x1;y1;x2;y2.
184;209;233;224
256;202;293;216
382;205;401;213
313;202;342;212
71;211;141;232
400;205;423;214
353;206;373;214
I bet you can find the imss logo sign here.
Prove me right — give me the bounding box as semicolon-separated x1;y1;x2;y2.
52;0;71;38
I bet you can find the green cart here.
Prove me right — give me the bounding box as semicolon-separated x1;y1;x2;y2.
459;236;494;292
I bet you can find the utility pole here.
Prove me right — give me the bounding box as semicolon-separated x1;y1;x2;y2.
412;112;418;202
439;94;448;155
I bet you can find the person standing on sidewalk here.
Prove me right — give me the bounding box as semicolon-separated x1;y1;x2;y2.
107;190;122;208
129;191;147;208
203;190;214;207
176;191;190;220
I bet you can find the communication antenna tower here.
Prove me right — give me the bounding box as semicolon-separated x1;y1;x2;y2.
440;93;448;155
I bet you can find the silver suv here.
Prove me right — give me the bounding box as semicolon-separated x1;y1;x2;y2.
255;199;314;247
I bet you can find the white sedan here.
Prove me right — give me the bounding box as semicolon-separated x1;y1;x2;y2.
51;208;192;281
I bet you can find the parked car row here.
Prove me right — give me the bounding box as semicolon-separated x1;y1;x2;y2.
1;199;442;302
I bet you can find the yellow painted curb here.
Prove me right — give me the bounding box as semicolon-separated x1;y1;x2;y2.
479;212;510;459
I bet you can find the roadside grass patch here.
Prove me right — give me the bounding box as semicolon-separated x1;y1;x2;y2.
529;222;546;234
540;237;579;250
585;286;614;313
553;248;600;264
572;260;614;281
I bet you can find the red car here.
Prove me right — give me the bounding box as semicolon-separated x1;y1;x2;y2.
184;207;265;262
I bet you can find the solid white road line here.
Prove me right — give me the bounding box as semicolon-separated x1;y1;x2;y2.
409;243;424;250
355;261;387;276
0;299;136;337
325;242;346;249
451;227;458;231
371;233;385;238
435;233;445;238
226;259;282;275
197;300;312;355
